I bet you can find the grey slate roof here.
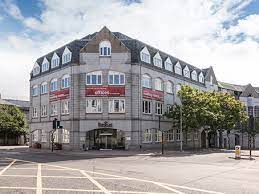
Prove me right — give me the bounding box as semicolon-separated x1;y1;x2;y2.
218;81;246;92
4;99;30;108
0;99;17;106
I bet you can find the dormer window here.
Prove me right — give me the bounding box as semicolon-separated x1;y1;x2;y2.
140;47;150;64
165;58;173;72
183;66;190;78
32;62;40;76
42;57;49;72
62;47;72;64
174;61;182;75
191;70;198;81
99;40;111;56
153;52;162;68
51;53;60;68
199;72;204;83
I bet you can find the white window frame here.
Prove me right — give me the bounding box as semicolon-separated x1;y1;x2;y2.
86;99;102;113
154;78;163;91
41;82;48;94
61;74;70;89
187;132;192;141
142;74;152;88
62;47;72;64
183;66;190;78
176;129;181;141
143;129;152;143
153;52;162;68
32;62;40;76
53;130;58;143
86;71;102;85
199;72;204;83
32;130;39;142
51;52;60;68
165;130;174;142
154;129;162;142
143;100;151;114
62;129;70;144
41;57;49;72
140;47;150;64
32;107;38;118
191;70;198;81
50;78;58;92
194;131;199;140
166;81;173;94
108;71;125;85
174;61;182;75
165;58;173;72
155;102;163;115
50;102;58;116
99;40;111;56
109;99;125;113
41;105;47;117
32;85;38;96
61;100;70;115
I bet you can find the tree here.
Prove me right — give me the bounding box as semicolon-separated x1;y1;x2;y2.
0;104;28;145
165;85;247;149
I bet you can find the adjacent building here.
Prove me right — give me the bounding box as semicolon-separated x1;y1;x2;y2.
29;27;218;150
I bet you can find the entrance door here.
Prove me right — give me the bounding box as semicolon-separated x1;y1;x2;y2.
100;133;113;149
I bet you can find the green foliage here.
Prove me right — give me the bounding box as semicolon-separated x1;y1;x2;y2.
165;85;248;133
0;104;28;136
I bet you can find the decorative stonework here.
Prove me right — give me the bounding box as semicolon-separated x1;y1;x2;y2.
98;121;112;128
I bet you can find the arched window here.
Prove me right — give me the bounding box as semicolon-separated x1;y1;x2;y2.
191;70;197;81
153;52;162;68
199;72;204;83
154;129;162;142
32;85;38;96
108;71;125;85
140;47;150;64
175;84;181;95
166;81;173;94
61;74;70;89
32;62;40;76
41;82;48;94
183;66;190;78
99;40;111;56
154;78;163;91
142;74;151;88
62;47;72;64
51;53;60;68
42;57;49;72
143;129;152;143
86;71;102;85
174;61;182;75
165;57;173;72
50;78;58;92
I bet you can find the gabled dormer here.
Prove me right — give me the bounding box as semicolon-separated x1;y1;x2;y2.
191;70;197;81
183;65;190;78
199;72;204;83
153;52;162;68
174;61;182;75
41;57;49;72
140;47;151;64
51;52;60;68
32;62;40;76
165;57;173;72
62;47;72;64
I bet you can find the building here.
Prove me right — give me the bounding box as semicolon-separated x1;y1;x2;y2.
0;96;29;145
218;82;259;149
29;27;218;150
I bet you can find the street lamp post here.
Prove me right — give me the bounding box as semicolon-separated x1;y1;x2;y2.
159;115;164;155
180;105;183;152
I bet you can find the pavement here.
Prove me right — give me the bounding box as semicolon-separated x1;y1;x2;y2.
0;146;259;194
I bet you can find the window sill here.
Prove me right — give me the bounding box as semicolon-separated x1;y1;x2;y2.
50;115;58;117
32;95;38;97
86;112;102;114
143;142;152;144
99;55;111;58
41;116;48;118
41;93;48;96
61;113;70;115
143;113;152;115
109;112;125;114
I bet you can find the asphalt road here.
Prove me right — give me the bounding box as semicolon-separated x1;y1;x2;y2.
0;147;258;194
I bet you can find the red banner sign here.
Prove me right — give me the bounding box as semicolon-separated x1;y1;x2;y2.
85;86;125;97
143;88;164;101
50;89;70;102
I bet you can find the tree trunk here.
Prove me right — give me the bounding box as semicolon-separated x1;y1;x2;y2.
227;132;230;150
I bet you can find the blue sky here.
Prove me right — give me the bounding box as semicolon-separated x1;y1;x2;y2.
0;0;259;100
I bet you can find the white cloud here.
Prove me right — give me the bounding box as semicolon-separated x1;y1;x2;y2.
2;0;24;20
1;0;259;100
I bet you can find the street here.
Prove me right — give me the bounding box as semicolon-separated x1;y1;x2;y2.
0;147;258;193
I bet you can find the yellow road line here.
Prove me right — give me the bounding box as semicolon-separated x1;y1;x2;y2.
0;159;16;175
80;170;112;194
36;163;42;194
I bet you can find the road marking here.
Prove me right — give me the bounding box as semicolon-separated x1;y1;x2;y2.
153;182;185;194
80;170;112;194
0;175;36;178
0;159;16;175
36;163;42;194
0;186;35;190
110;191;172;194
